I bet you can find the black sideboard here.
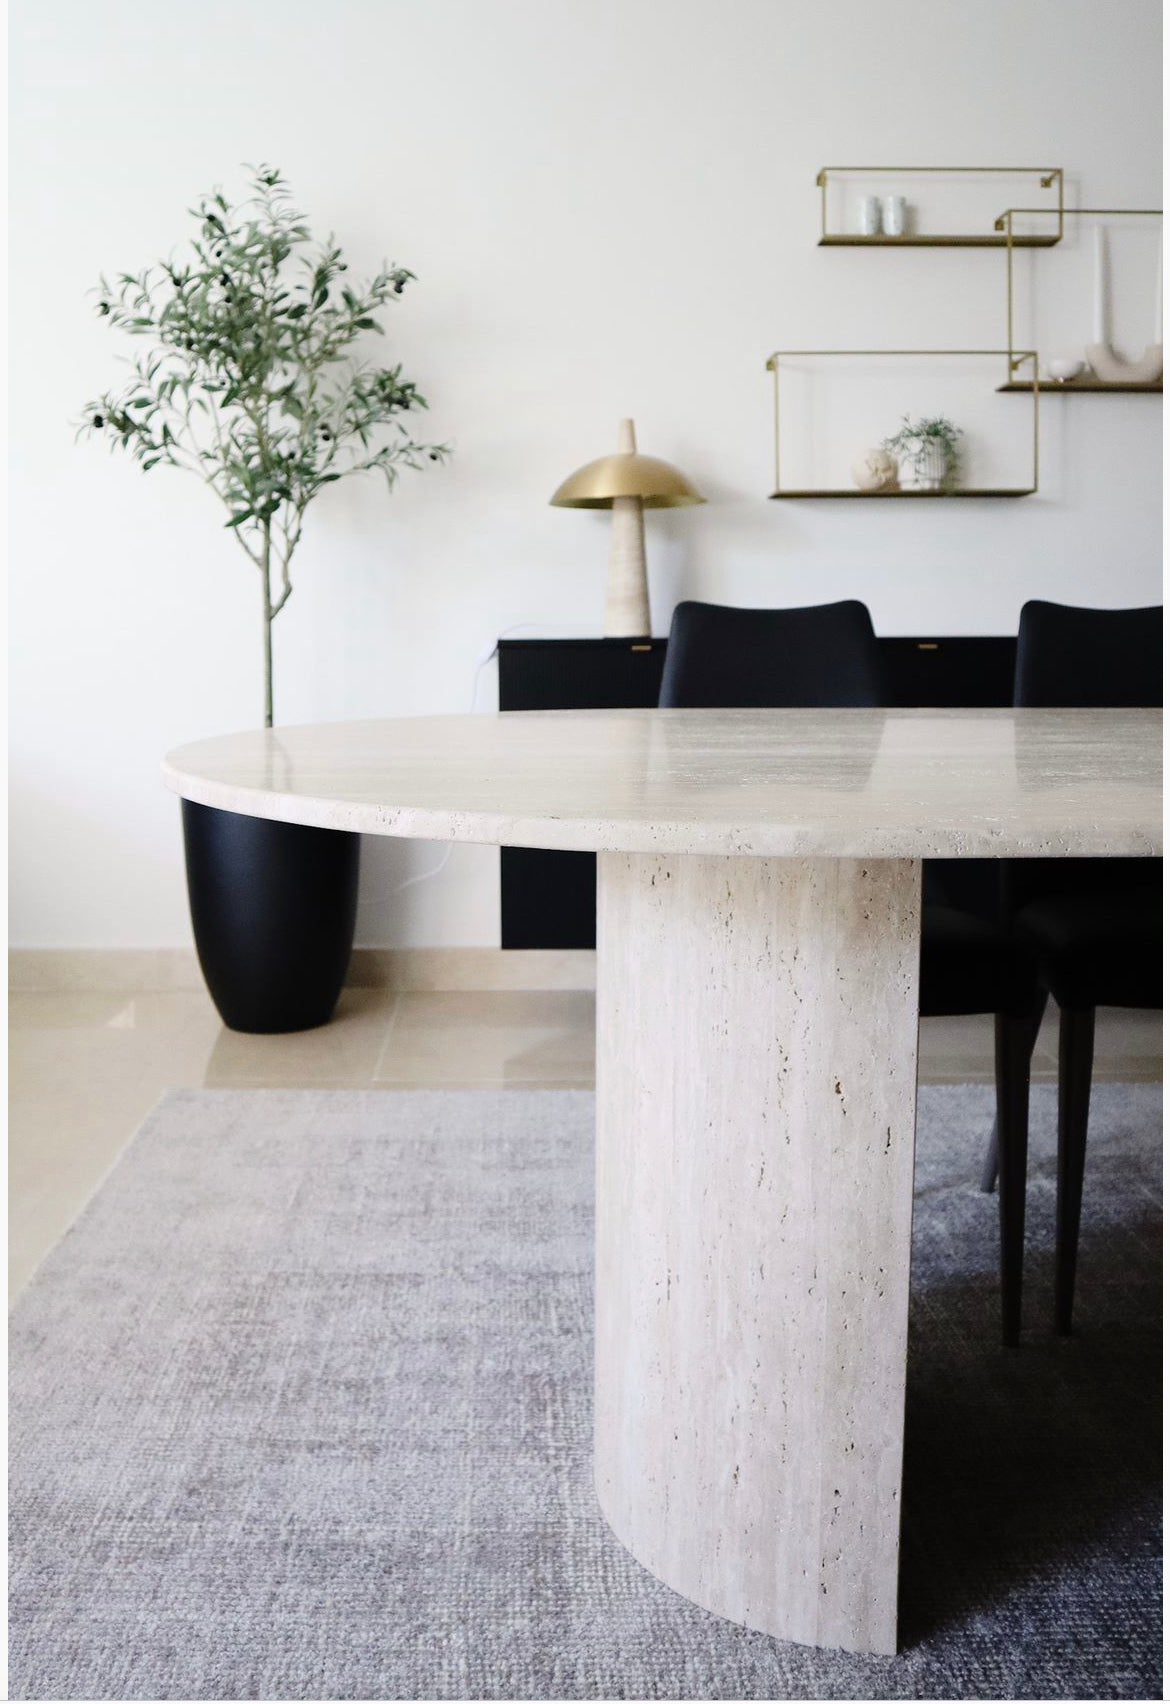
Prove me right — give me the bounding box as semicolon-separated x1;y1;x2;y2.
498;635;1016;949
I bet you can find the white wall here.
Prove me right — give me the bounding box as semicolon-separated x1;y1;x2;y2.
9;0;1162;949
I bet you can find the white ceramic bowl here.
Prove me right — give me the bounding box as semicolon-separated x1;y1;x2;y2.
1046;356;1085;383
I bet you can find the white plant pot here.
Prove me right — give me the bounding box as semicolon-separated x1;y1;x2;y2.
897;440;948;491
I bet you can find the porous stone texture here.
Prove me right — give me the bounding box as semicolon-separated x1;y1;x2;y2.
595;852;922;1655
162;707;1163;861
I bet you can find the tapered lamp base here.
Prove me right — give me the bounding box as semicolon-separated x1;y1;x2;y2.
605;495;651;637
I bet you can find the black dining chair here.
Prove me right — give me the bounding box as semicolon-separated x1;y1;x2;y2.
659;598;1041;1346
999;599;1162;1334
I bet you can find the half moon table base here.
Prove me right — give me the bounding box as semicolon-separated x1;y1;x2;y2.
595;852;921;1656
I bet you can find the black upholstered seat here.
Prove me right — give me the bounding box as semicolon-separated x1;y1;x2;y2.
918;904;1038;1019
1015;886;1161;1012
659;597;1040;1346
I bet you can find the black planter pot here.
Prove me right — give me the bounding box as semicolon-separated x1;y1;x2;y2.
182;799;360;1033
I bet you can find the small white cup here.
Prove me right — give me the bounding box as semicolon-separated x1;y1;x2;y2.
882;195;908;237
857;195;881;236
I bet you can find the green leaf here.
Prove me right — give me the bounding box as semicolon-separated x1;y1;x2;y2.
78;165;448;589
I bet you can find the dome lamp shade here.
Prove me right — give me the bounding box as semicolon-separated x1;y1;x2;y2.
549;419;705;636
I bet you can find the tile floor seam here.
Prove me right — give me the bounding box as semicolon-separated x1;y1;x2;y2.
370;991;405;1079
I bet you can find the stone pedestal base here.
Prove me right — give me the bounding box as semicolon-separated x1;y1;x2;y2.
594;852;921;1655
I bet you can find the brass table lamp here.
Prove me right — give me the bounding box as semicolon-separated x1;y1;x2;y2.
550;419;705;637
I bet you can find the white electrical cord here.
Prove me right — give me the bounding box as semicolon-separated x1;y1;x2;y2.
393;621;598;892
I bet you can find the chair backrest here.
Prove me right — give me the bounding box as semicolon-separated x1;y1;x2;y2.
1010;600;1162;908
1015;600;1163;708
658;599;881;708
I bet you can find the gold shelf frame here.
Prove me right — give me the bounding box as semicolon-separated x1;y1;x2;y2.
995;205;1163;391
765;349;1040;499
817;166;1064;247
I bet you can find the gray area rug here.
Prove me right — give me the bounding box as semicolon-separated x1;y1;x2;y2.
9;1085;1162;1701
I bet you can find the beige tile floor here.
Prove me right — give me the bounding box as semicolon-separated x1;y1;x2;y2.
9;984;1161;1301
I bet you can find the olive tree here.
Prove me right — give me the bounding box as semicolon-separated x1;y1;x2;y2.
79;166;447;726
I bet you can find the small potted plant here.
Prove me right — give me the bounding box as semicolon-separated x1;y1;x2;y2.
882;415;962;491
79;166;448;1033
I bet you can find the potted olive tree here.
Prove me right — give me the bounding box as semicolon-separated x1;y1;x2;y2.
80;167;447;1032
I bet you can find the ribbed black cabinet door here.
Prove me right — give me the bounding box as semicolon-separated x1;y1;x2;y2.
880;637;1016;708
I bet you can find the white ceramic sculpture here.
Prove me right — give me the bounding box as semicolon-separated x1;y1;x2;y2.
850;448;898;491
1085;223;1163;383
1085;343;1163;384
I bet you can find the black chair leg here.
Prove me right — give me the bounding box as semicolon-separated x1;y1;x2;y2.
995;1008;1035;1347
982;990;1047;1194
1056;1005;1096;1335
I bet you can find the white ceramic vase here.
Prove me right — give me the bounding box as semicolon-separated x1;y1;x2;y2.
897;439;948;491
882;195;907;237
857;195;881;236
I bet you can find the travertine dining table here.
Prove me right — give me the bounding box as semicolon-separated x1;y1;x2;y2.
164;706;1161;1656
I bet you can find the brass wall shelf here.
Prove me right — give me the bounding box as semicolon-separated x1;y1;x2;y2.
770;488;1034;499
817;166;1064;247
997;378;1161;394
998;206;1163;385
821;233;1060;249
765;349;1041;499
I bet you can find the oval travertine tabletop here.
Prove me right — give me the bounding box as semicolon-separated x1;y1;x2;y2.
164;706;1161;859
